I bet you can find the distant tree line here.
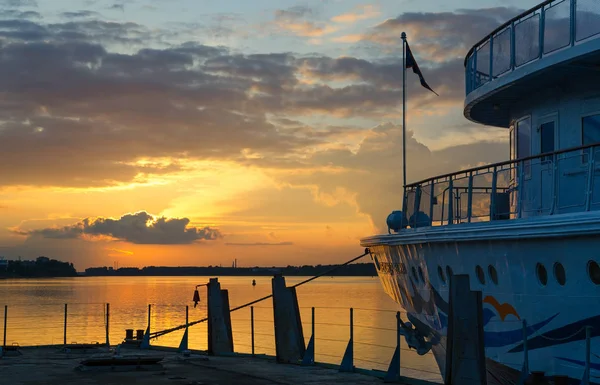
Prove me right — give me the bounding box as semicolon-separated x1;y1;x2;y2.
0;257;77;278
84;263;377;277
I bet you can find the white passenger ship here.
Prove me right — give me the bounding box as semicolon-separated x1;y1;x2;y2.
361;0;600;383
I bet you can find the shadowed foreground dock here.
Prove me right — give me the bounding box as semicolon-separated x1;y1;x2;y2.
1;347;386;385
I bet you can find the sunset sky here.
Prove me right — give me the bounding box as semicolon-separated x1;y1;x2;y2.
0;0;540;270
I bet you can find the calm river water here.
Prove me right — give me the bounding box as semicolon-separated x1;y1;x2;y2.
0;276;441;381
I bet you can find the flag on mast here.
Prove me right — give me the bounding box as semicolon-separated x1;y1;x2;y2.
405;42;438;96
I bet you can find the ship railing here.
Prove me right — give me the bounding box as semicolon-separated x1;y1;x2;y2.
402;142;600;228
465;0;600;94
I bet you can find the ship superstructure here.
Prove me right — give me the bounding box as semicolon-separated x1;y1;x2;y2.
361;1;600;383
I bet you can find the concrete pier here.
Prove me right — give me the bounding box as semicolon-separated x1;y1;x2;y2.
1;346;385;385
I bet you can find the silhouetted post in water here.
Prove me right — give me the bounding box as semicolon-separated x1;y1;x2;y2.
63;304;67;345
105;303;110;347
147;304;151;333
3;305;7;348
312;307;315;357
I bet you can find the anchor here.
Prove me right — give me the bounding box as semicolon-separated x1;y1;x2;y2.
398;318;432;356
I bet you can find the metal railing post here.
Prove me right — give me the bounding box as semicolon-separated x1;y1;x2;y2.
105;303;110;347
511;21;516;69
63;303;67;345
429;182;435;224
586;147;595;211
491;166;498;220
3;305;6;348
570;0;576;46
539;7;546;58
448;178;454;225
251;306;255;356
350;307;353;343
467;173;473;222
147;304;151;333
489;36;494;79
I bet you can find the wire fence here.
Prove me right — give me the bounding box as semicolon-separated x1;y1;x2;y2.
0;302;442;382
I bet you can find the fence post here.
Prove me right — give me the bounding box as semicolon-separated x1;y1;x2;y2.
3;305;6;348
582;326;591;385
384;311;401;382
339;308;354;372
141;304;151;349
63;304;67;345
178;305;189;352
105;303;110;347
251;306;255;356
302;307;315;366
518;320;529;385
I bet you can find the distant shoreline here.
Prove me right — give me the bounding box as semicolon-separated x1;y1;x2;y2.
83;263;376;277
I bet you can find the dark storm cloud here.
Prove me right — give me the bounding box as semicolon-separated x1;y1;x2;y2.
362;7;523;62
17;211;222;244
61;11;100;19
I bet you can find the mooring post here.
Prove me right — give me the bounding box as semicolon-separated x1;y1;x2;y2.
518;319;529;385
63;303;67;345
582;326;591;385
339;307;354;372
251;306;255;356
140;304;151;349
105;303;110;347
272;274;305;363
3;305;7;348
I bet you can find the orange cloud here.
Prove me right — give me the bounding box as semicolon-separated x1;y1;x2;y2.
331;5;381;23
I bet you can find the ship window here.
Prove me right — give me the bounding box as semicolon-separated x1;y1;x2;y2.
412;266;419;282
553;262;566;286
587;260;600;285
418;266;425;282
582;114;600;162
510;125;515;160
488;265;499;285
438;265;446;284
517;117;531;177
476;265;485;285
536;263;548;286
540;121;555;158
446;265;453;281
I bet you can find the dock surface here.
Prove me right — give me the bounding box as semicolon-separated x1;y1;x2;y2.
1;346;385;385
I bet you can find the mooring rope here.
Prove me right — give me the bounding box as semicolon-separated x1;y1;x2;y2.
149;248;371;340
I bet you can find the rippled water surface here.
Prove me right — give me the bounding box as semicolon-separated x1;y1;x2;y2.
0;276;441;381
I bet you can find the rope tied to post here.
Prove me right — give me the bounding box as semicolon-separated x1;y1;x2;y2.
149;248;371;340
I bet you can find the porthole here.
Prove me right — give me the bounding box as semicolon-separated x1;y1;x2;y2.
412;266;419;282
475;265;485;284
488;265;498;285
553;262;566;286
418;266;425;282
446;266;453;281
587;260;600;285
438;266;447;284
536;263;548;286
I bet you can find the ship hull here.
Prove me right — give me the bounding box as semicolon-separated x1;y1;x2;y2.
362;212;600;384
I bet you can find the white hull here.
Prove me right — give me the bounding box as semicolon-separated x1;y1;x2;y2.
362;211;600;384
